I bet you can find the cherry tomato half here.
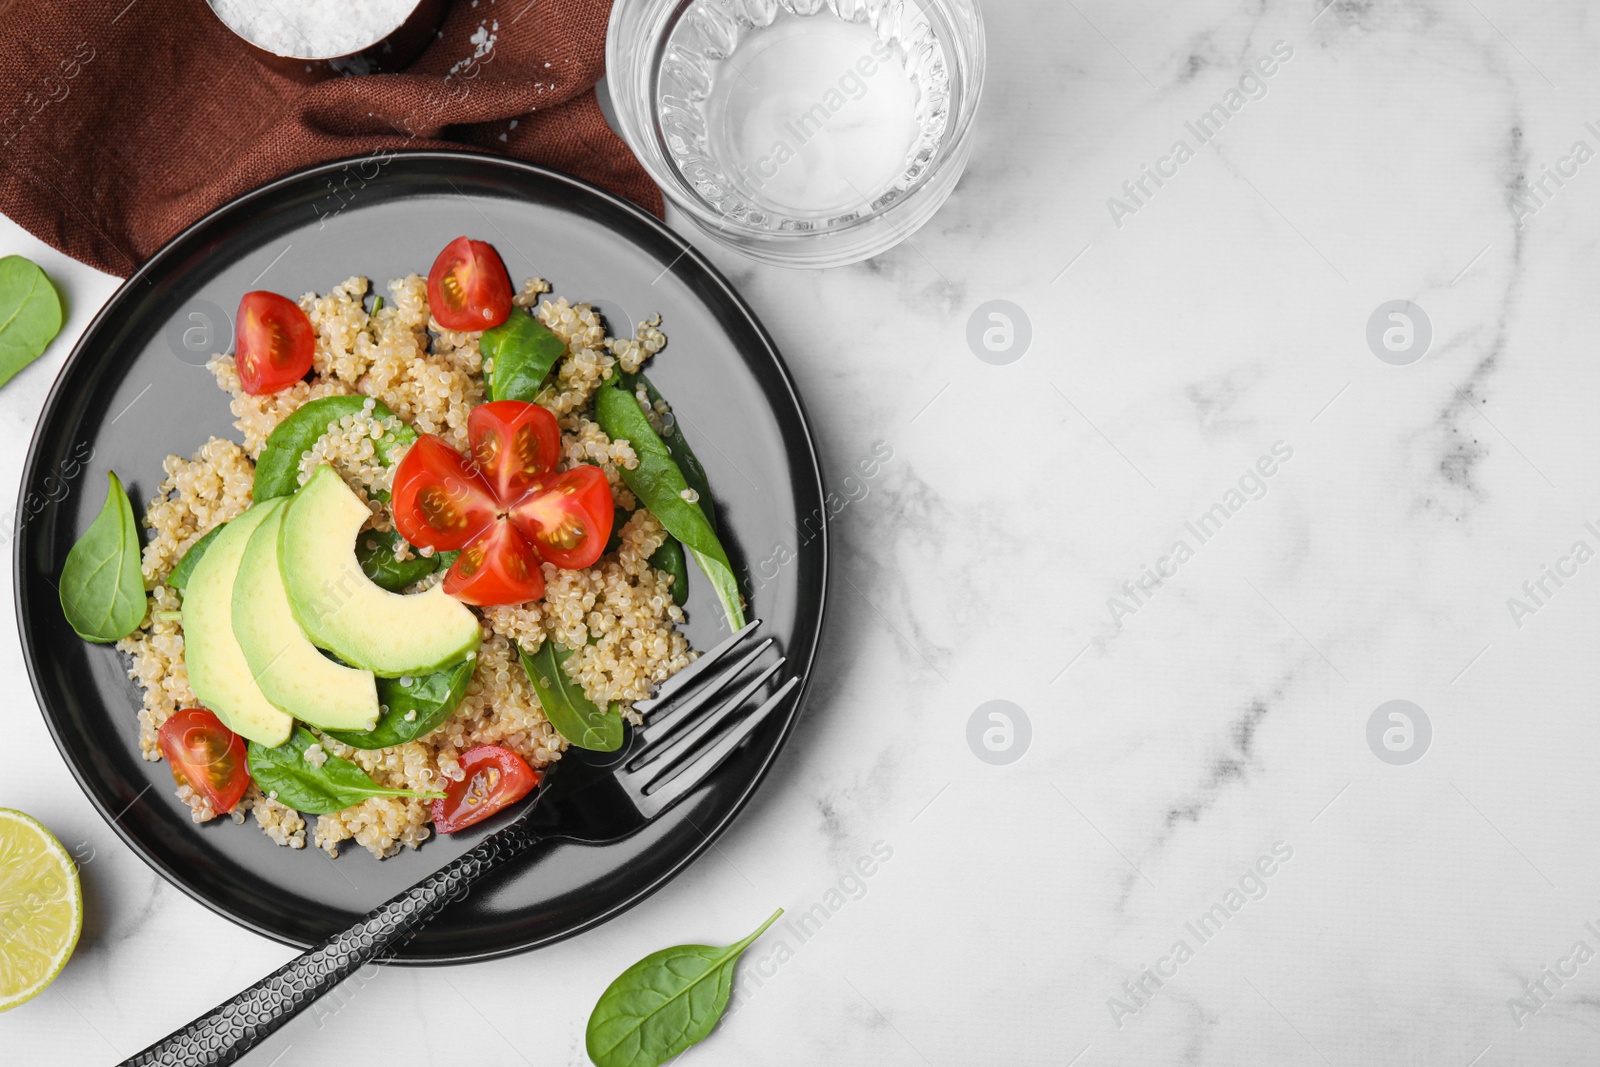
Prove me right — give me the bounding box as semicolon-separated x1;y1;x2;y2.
235;291;315;395
468;400;560;502
432;745;540;833
393;403;614;606
427;236;513;331
509;464;613;570
391;435;499;552
443;519;546;606
157;708;251;815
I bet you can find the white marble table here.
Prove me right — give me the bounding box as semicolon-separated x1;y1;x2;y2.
8;0;1600;1062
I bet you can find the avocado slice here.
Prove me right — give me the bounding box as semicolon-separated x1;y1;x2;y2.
280;466;480;677
180;502;294;746
233;501;381;732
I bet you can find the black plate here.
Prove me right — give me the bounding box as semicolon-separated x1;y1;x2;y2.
15;153;827;964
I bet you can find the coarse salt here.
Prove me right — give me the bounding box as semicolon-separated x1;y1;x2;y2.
209;0;416;59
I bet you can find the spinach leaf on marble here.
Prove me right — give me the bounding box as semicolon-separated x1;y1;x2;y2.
0;255;63;388
586;908;784;1067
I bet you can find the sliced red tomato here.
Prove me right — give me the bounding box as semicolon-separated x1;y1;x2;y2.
235;291;315;394
432;745;540;833
392;435;499;551
443;519;546;605
510;464;613;570
393;402;615;607
427;236;513;331
157;708;250;815
468;400;560;501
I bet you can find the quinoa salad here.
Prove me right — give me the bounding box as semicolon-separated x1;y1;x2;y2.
63;236;744;859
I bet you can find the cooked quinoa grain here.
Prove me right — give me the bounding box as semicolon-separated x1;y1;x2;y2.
118;272;695;858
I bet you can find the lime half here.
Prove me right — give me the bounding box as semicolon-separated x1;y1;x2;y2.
0;809;82;1012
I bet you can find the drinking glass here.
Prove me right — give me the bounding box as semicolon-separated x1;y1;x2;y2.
607;0;985;268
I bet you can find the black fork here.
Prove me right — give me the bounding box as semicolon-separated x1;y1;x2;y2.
119;621;795;1067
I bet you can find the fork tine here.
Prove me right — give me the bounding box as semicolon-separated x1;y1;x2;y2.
633;619;762;715
635;637;773;745
629;658;785;775
633;677;800;819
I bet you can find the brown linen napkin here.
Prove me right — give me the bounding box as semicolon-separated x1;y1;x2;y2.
0;0;662;278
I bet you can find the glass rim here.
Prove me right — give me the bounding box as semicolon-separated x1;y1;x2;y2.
606;0;987;249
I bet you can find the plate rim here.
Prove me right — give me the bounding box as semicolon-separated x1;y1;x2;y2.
15;150;829;965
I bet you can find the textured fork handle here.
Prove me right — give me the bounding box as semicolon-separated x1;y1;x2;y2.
118;821;546;1067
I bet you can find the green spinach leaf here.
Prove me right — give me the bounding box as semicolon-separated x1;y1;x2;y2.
247;727;444;814
59;471;146;642
619;372;718;531
681;543;743;632
595;384;744;631
647;538;689;607
324;658;474;749
167;522;224;592
485;311;565;402
0;255;63;388
355;528;440;591
586;908;784;1067
253;395;416;500
519;642;624;752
